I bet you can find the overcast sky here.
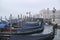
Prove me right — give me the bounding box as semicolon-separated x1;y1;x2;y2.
0;0;60;18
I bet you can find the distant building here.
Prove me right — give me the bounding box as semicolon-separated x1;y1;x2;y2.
33;8;60;25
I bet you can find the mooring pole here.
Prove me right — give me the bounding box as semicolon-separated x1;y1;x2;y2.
18;14;20;27
5;16;7;21
21;14;22;28
0;16;2;22
9;14;12;33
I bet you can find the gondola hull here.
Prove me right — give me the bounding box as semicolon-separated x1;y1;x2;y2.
9;32;54;40
0;25;44;35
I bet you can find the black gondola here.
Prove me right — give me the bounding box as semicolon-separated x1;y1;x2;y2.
0;18;44;40
0;18;57;40
9;24;57;40
0;18;44;35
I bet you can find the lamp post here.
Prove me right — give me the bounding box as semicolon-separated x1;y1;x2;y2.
52;7;56;22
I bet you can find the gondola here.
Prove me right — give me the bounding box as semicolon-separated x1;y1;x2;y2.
9;18;44;34
0;18;44;40
11;19;23;28
0;18;44;36
0;20;10;32
8;23;57;40
9;24;57;40
0;18;44;35
9;33;53;40
11;19;44;35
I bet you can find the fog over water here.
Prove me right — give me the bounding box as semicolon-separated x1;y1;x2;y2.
0;0;60;19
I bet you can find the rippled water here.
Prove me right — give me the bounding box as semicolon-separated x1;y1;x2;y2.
44;25;60;40
53;29;60;40
30;25;60;40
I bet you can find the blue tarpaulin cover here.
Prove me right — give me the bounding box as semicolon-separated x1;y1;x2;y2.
0;20;10;28
0;24;5;28
22;26;33;29
26;22;38;24
22;21;43;29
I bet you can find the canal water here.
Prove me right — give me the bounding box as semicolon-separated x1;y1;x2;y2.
29;25;60;40
44;25;60;40
53;29;60;40
44;24;60;40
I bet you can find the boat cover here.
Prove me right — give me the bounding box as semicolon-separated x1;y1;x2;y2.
0;21;10;28
0;24;6;28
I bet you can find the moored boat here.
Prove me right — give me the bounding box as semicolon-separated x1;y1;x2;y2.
9;24;57;40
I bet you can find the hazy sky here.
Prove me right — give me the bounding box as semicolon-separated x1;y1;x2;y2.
0;0;60;18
